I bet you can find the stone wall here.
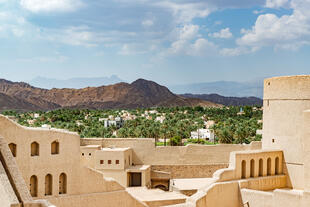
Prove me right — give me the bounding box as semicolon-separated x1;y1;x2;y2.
151;164;228;179
81;138;262;166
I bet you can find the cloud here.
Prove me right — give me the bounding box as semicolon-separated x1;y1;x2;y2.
142;19;154;27
20;0;83;12
265;0;290;8
236;0;310;52
209;28;233;39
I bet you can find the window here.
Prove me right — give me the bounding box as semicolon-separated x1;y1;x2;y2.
89;153;91;156
8;143;17;157
31;142;39;156
30;175;38;197
45;174;52;196
272;139;275;143
116;160;119;164
59;173;67;194
51;141;59;155
82;153;84;156
100;160;104;164
108;160;112;164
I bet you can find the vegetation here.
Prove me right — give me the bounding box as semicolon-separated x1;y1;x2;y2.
1;105;262;145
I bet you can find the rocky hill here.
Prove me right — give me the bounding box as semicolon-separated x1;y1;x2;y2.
0;79;221;111
181;93;263;106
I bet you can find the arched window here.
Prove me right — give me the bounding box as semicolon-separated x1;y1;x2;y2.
51;141;59;155
8;143;17;157
59;173;67;194
30;175;38;197
250;159;255;178
241;160;246;179
45;174;53;196
259;159;263;176
275;157;280;175
267;158;272;176
31;142;39;156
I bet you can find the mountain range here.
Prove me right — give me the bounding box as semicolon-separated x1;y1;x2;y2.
169;79;264;98
181;93;262;106
0;78;221;111
29;75;124;89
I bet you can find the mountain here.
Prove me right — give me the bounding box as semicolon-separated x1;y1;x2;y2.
0;78;221;111
29;75;124;89
0;92;41;111
181;93;263;106
169;79;264;98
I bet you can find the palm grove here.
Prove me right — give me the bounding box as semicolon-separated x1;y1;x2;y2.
2;106;262;145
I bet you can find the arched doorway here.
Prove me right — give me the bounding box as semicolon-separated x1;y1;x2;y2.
45;174;52;196
59;173;67;194
275;157;280;175
250;159;255;178
241;160;246;179
259;159;263;176
30;175;38;197
267;158;272;176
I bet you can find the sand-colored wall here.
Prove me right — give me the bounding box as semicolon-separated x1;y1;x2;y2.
47;190;147;207
81;138;262;165
151;164;228;179
241;188;310;207
263;75;310;189
0;115;146;207
195;182;241;207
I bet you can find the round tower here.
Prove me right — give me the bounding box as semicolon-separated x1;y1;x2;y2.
263;75;310;189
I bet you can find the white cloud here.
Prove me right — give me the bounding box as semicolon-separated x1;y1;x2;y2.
142;19;154;27
189;38;218;56
20;0;83;12
179;24;199;40
236;0;310;52
154;1;214;23
265;0;290;8
209;28;233;39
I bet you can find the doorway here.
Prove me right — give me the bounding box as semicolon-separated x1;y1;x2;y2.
129;172;142;187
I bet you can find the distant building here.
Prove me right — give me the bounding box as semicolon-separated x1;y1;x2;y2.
237;107;245;115
104;117;124;128
190;129;215;142
205;120;215;129
41;124;51;129
155;116;165;123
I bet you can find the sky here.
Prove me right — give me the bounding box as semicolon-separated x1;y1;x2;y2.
0;0;310;85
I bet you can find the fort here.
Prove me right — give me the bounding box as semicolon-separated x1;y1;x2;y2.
0;75;310;207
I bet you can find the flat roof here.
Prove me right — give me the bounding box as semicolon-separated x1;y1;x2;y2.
80;145;101;149
100;147;131;152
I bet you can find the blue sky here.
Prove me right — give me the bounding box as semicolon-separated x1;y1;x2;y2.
0;0;310;85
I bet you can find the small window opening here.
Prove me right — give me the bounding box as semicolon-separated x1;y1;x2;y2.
108;160;112;164
100;160;104;164
116;160;119;164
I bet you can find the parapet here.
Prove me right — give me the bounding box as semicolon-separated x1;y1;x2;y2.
264;75;310;100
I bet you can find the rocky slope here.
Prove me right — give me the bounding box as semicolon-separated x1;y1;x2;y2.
181;93;263;106
0;79;221;111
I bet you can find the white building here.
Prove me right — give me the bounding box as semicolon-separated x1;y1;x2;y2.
190;129;215;142
104;117;124;128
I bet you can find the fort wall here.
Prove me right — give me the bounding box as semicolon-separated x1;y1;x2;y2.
81;138;262;166
263;75;310;189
